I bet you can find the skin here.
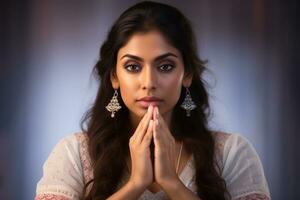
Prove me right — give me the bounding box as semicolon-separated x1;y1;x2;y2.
109;30;200;199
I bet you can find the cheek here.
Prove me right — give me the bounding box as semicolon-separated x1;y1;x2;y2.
118;78;137;104
163;75;183;103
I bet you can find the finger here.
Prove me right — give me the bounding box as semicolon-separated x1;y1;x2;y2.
155;107;164;126
153;119;157;142
153;119;162;156
153;109;174;148
135;106;151;133
134;105;154;143
153;106;158;121
154;108;167;138
155;117;166;143
130;105;151;142
142;119;153;146
155;108;173;139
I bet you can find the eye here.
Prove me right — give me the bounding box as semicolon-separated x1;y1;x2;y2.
158;64;174;72
125;64;141;72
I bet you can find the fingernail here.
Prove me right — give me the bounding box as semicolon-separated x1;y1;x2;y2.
149;119;153;125
147;105;152;112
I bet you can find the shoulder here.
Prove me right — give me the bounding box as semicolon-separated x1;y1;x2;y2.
48;132;87;151
57;131;88;146
217;132;260;167
212;131;250;147
35;132;89;199
42;132;84;169
212;131;231;151
212;131;263;174
54;132;89;160
211;131;231;161
62;132;93;183
212;132;256;162
212;132;271;199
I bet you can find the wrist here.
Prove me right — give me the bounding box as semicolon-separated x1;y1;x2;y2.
160;178;201;200
160;177;182;194
127;178;149;193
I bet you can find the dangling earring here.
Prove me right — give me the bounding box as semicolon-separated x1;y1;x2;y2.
106;89;122;118
180;87;197;117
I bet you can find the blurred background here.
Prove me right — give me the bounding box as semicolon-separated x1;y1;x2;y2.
1;0;299;199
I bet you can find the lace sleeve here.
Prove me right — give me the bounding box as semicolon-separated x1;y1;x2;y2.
222;134;271;200
35;134;84;200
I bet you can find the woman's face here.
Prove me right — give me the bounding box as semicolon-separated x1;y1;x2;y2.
111;30;192;124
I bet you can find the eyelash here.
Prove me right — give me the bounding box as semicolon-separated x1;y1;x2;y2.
124;64;175;73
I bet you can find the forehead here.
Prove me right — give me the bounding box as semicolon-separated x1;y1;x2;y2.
117;30;181;60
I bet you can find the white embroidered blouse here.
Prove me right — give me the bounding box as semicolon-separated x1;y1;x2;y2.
35;132;271;200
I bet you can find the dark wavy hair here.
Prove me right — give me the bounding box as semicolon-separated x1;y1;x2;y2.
80;1;229;200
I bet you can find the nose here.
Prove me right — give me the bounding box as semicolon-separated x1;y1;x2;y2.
141;65;157;91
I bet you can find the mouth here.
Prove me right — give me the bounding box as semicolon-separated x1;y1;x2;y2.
137;96;163;108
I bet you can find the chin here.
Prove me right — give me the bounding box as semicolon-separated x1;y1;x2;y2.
128;108;147;118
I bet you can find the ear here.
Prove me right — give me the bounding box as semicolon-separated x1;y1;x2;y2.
182;72;193;88
110;71;120;89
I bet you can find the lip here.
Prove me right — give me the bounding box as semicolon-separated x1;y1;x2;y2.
137;96;163;108
138;96;163;101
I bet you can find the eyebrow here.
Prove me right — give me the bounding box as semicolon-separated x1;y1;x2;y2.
121;52;178;62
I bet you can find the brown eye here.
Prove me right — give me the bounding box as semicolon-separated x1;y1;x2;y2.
125;64;141;72
158;64;174;72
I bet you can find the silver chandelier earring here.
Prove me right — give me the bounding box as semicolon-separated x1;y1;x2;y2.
106;89;122;118
180;87;197;117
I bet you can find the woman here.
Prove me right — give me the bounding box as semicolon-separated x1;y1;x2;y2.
35;1;270;200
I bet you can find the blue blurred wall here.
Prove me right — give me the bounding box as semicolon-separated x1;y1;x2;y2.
1;0;299;199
